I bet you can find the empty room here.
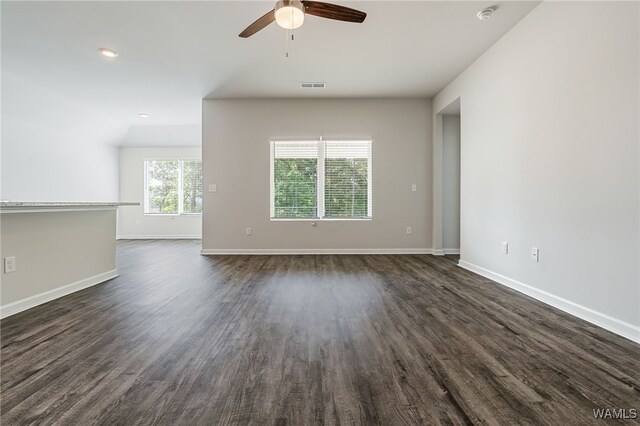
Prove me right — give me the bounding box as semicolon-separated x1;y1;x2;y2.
1;1;638;424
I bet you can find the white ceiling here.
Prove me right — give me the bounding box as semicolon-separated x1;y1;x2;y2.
2;1;539;144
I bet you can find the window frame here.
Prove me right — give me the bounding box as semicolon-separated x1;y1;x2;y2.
143;158;203;216
269;138;373;221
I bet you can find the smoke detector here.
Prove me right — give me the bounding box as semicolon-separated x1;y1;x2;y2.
477;8;495;21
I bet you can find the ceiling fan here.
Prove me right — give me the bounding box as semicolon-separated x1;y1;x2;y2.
239;0;367;38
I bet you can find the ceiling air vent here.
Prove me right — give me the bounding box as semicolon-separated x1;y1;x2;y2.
300;82;326;89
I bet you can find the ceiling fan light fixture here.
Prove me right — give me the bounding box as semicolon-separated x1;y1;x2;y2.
275;0;305;30
239;0;365;38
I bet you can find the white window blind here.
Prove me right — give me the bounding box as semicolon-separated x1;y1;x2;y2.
270;139;372;219
271;141;318;218
273;140;318;159
324;141;372;218
182;160;203;214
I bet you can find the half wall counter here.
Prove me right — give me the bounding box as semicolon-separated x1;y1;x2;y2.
0;202;138;318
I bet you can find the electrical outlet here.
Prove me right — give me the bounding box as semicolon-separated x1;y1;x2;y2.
502;241;509;254
406;227;412;235
411;184;417;192
4;256;16;273
246;227;252;236
530;247;539;262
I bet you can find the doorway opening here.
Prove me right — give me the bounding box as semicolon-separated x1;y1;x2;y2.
433;98;461;258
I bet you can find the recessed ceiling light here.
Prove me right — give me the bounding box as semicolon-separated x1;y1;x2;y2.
477;8;495;21
99;48;118;58
139;113;149;118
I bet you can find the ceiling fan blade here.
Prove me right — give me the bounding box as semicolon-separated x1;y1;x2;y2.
302;1;366;23
239;9;276;38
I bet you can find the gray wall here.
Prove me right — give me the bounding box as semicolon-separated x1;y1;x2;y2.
202;99;431;253
442;115;461;251
1;210;117;312
433;1;639;340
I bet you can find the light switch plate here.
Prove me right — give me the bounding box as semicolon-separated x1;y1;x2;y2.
208;184;217;192
502;242;509;254
530;247;539;262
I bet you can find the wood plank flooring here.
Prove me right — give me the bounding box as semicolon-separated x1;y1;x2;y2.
1;240;638;425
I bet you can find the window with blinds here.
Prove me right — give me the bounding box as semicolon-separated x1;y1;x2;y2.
270;139;372;219
182;160;203;214
324;141;372;218
271;141;318;218
144;159;203;215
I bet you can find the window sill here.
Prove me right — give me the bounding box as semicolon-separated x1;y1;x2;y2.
270;218;372;222
144;213;202;217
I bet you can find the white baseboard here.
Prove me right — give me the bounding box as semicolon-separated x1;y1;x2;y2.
433;248;460;256
458;260;640;344
117;235;202;240
201;248;433;255
0;269;118;319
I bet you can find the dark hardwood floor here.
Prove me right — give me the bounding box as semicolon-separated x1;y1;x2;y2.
1;240;638;425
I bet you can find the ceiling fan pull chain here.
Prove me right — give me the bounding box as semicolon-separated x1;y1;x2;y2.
285;28;289;58
285;9;292;58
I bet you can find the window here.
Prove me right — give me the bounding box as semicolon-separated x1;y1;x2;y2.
271;141;318;218
324;141;371;218
144;159;203;215
182;160;204;214
270;139;372;219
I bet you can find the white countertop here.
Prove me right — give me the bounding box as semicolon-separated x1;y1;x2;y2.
0;202;139;213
